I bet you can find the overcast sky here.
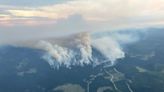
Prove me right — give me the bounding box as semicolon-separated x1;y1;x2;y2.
0;0;164;44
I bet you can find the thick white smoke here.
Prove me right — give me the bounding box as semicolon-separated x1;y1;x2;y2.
38;41;74;68
36;31;139;69
92;37;125;65
37;32;93;68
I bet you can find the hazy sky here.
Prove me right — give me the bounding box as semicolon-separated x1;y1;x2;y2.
0;0;164;43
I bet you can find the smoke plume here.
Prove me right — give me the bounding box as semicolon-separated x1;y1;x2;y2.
36;31;139;69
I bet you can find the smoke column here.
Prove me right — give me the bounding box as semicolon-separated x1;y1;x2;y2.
36;31;140;69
